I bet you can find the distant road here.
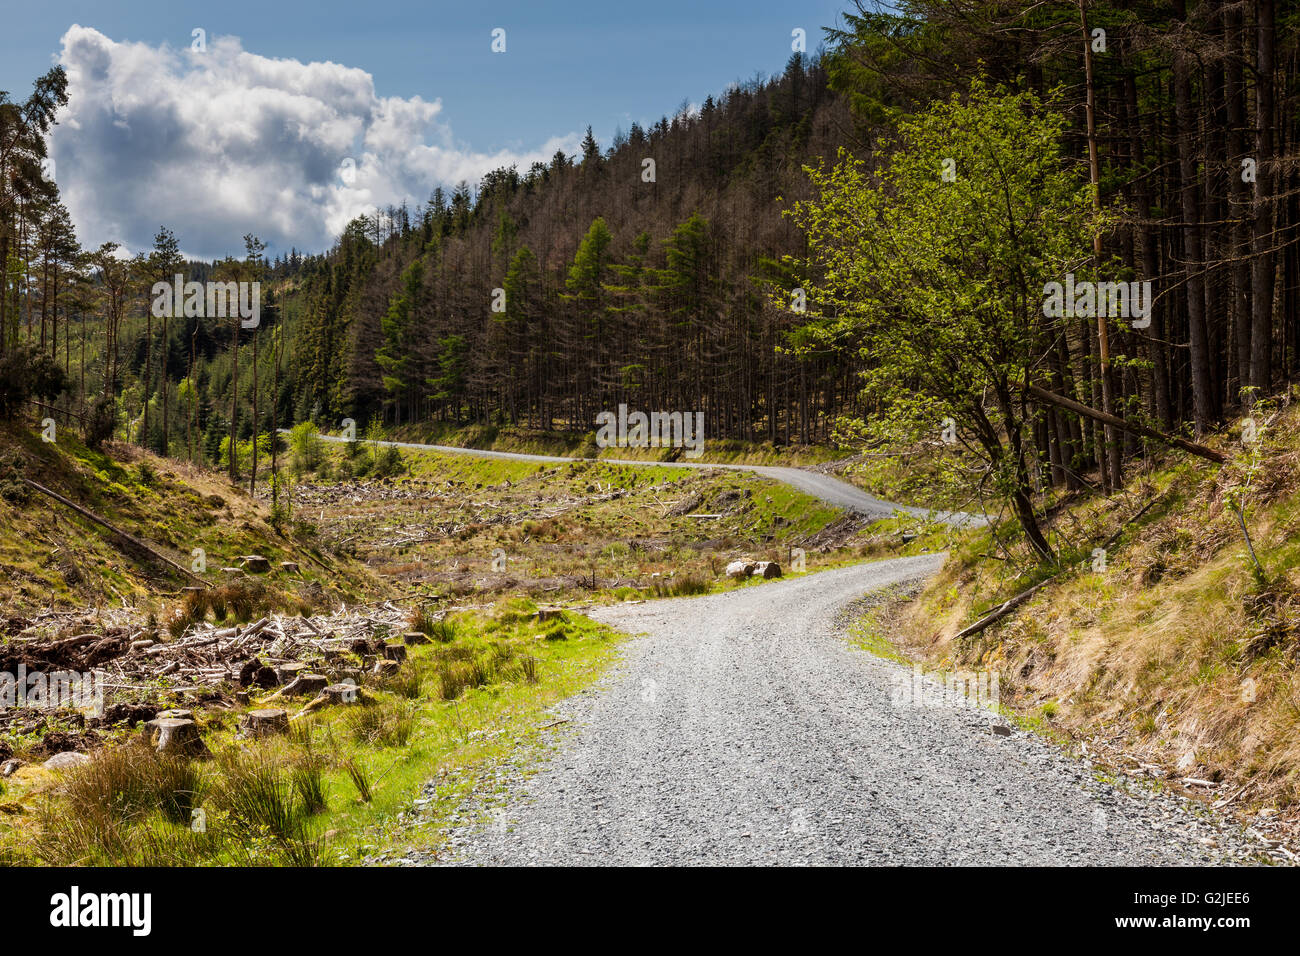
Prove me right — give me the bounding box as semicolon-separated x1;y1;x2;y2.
301;431;984;527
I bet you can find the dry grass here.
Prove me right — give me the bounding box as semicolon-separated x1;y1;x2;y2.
898;397;1300;814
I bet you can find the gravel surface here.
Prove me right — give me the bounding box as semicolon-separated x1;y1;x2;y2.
427;555;1272;866
309;432;980;526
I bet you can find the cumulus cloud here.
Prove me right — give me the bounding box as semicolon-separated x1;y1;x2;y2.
51;25;579;259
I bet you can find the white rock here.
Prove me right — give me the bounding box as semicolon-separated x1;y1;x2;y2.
43;751;91;770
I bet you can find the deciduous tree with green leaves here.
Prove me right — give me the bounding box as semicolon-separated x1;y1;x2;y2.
785;81;1101;562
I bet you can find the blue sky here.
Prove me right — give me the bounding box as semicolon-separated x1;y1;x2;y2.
2;2;850;260
3;1;847;150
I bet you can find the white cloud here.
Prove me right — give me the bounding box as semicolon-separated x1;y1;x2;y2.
51;25;579;259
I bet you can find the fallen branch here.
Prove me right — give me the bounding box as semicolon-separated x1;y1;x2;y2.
1025;382;1227;464
956;496;1164;642
954;576;1057;642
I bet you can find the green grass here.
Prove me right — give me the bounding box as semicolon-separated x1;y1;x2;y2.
845;604;909;665
0;604;622;866
0;419;375;616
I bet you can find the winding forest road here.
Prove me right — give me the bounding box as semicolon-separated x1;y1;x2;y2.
309;432;982;526
439;556;1262;865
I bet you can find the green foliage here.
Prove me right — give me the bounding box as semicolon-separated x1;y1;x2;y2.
786;80;1102;559
377;258;424;417
83;394;117;450
289;421;324;474
564;217;614;302
0;345;67;419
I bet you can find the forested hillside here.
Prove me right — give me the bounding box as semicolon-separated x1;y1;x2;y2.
284;51;855;445
3;0;1300;557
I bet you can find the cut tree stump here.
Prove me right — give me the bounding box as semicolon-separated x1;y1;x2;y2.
372;659;400;677
402;631;432;646
241;708;289;737
266;673;330;699
240;555;272;574
322;682;361;704
275;662;308;683
142;718;210;757
239;659;279;688
383;644;408;662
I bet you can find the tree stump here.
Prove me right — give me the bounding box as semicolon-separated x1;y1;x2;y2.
331;666;362;685
240;555;272;574
239;659;280;688
241;708;289;738
142;718;210;757
383;643;408;662
269;673;330;699
402;631;431;646
372;659;401;677
323;682;361;704
157;709;194;721
276;662;308;683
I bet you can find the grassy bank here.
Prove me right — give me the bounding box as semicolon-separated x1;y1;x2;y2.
891;397;1300;816
0;421;375;616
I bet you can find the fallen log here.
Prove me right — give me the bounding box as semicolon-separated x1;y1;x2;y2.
1024;383;1226;464
20;478;208;585
955;496;1163;643
953;576;1056;642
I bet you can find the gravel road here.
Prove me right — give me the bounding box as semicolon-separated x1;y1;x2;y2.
439;555;1268;866
307;432;981;526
